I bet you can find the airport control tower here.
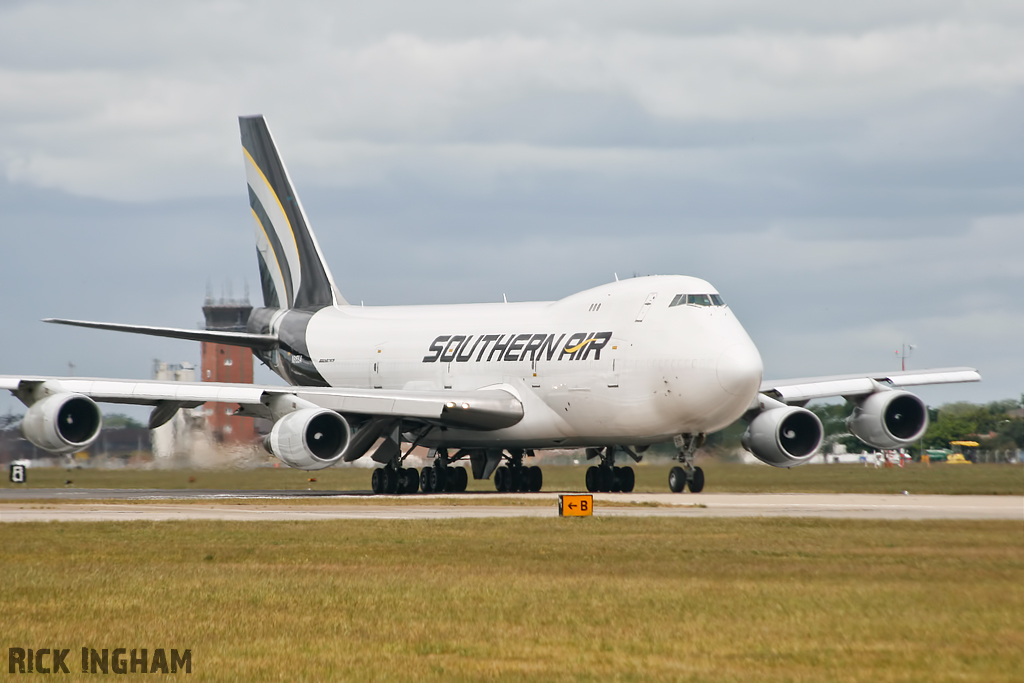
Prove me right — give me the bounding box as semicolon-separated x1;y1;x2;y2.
201;291;257;445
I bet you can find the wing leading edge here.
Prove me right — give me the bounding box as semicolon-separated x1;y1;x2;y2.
0;376;524;432
760;367;981;404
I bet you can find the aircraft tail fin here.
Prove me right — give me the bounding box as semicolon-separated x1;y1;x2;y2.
239;115;345;309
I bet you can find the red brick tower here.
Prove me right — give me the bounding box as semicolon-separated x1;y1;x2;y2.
201;296;257;445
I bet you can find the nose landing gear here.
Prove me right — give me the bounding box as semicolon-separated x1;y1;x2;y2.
669;433;705;493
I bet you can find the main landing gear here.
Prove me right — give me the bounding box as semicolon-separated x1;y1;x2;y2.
419;448;469;494
369;442;469;495
669;433;705;493
584;446;637;493
493;448;543;493
370;464;420;495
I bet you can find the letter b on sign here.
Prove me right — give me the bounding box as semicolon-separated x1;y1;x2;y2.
9;464;25;484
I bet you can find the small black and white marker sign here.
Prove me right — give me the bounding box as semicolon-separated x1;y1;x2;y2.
10;463;26;484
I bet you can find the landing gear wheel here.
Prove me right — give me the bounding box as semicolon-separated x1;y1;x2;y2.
611;466;625;493
509;467;525;492
452;467;468;492
688;466;705;493
383;468;399;494
433;464;448;493
619;466;635;493
598;466;613;493
527;466;543;492
371;468;384;494
402;467;420;494
585;466;599;493
669;466;686;493
421;466;434;493
495;466;508;492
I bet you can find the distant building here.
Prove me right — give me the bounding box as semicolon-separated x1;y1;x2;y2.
201;294;258;445
151;361;201;459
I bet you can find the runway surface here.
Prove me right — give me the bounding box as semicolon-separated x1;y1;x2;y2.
1;490;1020;521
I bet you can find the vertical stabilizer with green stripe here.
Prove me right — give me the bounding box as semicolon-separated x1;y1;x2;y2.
239;115;346;309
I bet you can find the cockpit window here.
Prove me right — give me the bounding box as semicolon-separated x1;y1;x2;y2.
669;293;726;308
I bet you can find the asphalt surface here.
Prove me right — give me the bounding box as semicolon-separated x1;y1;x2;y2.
0;490;1020;521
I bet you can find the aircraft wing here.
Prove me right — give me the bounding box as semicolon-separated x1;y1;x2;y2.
0;376;524;431
759;367;982;404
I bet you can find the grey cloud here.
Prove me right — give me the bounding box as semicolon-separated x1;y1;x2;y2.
0;0;1021;416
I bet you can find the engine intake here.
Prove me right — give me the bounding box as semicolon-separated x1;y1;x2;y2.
847;390;928;449
264;408;350;470
22;392;103;454
742;405;823;468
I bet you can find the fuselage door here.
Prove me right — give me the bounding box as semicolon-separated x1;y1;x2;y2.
635;293;657;322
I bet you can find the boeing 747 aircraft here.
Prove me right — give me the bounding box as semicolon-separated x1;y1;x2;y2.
1;116;981;494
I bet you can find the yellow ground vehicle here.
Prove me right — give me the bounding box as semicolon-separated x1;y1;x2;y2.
948;441;979;464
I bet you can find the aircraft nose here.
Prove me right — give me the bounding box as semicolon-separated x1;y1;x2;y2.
717;342;763;397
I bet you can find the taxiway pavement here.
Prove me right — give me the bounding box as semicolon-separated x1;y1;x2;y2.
0;491;1020;521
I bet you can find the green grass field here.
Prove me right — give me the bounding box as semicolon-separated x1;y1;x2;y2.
2;518;1021;682
4;461;1022;495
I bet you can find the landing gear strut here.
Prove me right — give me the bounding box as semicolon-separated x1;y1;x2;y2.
584;446;636;493
669;433;705;493
493;448;543;493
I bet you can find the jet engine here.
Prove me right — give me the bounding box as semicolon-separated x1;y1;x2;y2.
847;390;928;449
264;408;351;470
742;405;823;468
21;392;103;454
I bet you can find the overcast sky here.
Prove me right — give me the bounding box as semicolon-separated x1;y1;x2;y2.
1;0;1022;418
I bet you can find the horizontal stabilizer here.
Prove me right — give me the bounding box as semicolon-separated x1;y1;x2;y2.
43;318;278;351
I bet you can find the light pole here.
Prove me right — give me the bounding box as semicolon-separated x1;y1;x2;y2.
897;343;917;372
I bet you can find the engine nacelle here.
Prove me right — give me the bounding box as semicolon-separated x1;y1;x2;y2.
742;406;823;468
847;390;928;449
22;392;103;454
264;408;351;470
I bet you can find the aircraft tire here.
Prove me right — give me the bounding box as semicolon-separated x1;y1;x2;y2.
495;466;508;492
610;466;624;493
688;466;705;493
510;467;525;492
619;466;635;493
527;466;543;492
384;468;399;494
433;464;448;493
421;466;434;493
403;467;420;494
585;466;599;492
669;466;686;493
453;467;468;492
371;468;384;494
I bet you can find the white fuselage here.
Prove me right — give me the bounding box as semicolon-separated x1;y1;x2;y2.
301;275;763;448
